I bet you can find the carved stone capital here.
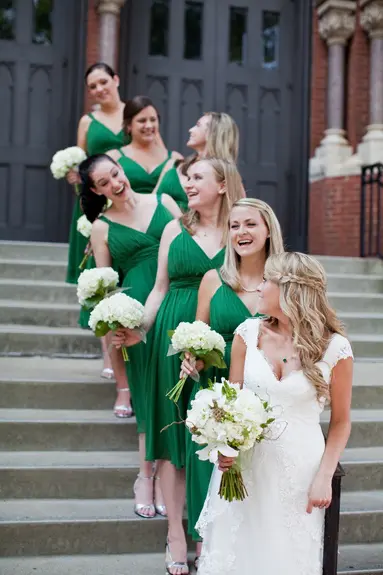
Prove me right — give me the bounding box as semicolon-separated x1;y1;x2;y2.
360;0;383;39
97;0;127;16
318;1;357;45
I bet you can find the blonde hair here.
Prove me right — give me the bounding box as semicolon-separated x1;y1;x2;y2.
264;252;346;401
221;198;285;290
181;158;244;244
204;112;239;162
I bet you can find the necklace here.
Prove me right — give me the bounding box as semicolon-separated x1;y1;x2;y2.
239;282;258;293
282;353;298;364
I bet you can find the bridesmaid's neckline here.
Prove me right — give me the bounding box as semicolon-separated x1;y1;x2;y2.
119;148;169;175
88;114;124;137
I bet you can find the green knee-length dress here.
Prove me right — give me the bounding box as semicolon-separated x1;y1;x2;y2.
156;167;188;212
186;271;262;540
99;195;173;432
66;113;127;284
145;227;224;468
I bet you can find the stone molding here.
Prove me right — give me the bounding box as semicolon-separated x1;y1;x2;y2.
96;0;127;16
318;0;357;44
360;0;383;38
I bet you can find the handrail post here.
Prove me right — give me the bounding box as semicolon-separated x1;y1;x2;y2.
322;462;345;575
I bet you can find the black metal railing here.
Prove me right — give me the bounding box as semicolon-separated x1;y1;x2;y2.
322;463;345;575
360;163;383;258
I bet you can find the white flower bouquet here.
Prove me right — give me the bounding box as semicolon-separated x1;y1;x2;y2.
186;378;275;502
50;146;87;195
166;320;226;403
89;292;145;361
77;214;92;238
77;267;119;310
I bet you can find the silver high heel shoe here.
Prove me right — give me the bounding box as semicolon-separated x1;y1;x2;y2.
153;475;167;517
165;539;189;575
133;474;156;519
113;387;133;418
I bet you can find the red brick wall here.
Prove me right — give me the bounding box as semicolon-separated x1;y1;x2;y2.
310;5;328;156
309;175;361;256
84;0;100;112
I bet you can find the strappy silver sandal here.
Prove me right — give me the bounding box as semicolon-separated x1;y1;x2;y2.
165;539;189;575
113;387;133;418
133;474;156;518
154;475;167;516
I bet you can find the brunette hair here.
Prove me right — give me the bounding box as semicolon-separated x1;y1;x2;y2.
123;95;160;134
84;62;116;82
78;154;117;222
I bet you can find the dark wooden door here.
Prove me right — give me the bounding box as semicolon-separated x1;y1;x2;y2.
0;0;85;242
121;0;311;250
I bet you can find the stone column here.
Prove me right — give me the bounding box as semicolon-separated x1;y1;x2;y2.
310;0;357;179
97;0;127;67
359;0;383;164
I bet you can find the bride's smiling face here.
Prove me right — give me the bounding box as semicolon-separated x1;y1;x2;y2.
256;278;281;316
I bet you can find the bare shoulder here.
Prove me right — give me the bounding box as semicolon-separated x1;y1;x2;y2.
171;151;184;161
92;217;108;233
78;114;92;130
107;148;121;161
201;269;221;290
162;218;182;241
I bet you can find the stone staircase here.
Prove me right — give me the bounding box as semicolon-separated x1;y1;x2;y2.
0;241;382;574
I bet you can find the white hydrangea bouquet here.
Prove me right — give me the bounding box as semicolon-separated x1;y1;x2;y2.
77;214;92;238
89;292;145;361
166;320;226;403
77;267;119;310
186;378;275;502
50;146;87;195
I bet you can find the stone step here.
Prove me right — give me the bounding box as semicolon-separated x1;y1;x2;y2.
0;409;137;451
0;279;77;304
317;256;383;276
321;409;383;448
0;325;101;357
0;299;80;327
0;492;380;556
0;451;139;499
329;292;383;313
341;447;383;492
0;258;67;281
341;312;383;335
349;334;383;359
327;274;383;294
0;240;68;262
0;544;381;575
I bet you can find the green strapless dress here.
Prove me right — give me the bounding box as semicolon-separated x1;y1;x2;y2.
66;113;126;284
156;167;188;212
99;196;173;432
118;149;171;194
145;227;224;468
186;271;262;540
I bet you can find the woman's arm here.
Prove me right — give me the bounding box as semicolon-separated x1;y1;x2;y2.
307;356;353;513
90;219;112;267
161;194;182;219
229;333;246;387
67;116;90;185
143;219;181;331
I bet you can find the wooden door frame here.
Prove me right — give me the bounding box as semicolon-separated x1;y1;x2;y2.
119;0;312;252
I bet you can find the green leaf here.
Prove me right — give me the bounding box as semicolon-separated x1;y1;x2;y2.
167;330;175;339
94;322;110;338
108;321;121;331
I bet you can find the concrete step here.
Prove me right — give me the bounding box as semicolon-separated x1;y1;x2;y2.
327;274;383;294
0;451;139;499
321;409;383;448
0;325;100;357
0;240;68;262
316;256;383;276
0;492;380;556
0;279;77;304
0;258;67;281
352;362;383;409
339;490;383;544
0;544;381;575
0;409;138;451
341;312;383;335
0;300;80;327
329;292;383;313
348;334;383;359
341;447;383;491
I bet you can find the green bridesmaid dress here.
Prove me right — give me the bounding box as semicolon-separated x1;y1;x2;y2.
65;113;126;284
118;149;171;195
185;270;262;540
99;195;173;432
145;226;225;468
156;167;188;212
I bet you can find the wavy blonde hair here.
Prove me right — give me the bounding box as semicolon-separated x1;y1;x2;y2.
221;198;285;290
264;252;346;401
182;158;244;244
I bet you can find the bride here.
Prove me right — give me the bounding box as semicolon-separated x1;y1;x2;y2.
196;252;353;575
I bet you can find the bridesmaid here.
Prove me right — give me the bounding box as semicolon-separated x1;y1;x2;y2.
155;112;240;211
79;154;182;518
116;158;243;574
107;96;182;198
180;198;284;568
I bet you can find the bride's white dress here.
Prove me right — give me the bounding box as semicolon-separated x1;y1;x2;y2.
196;317;353;575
